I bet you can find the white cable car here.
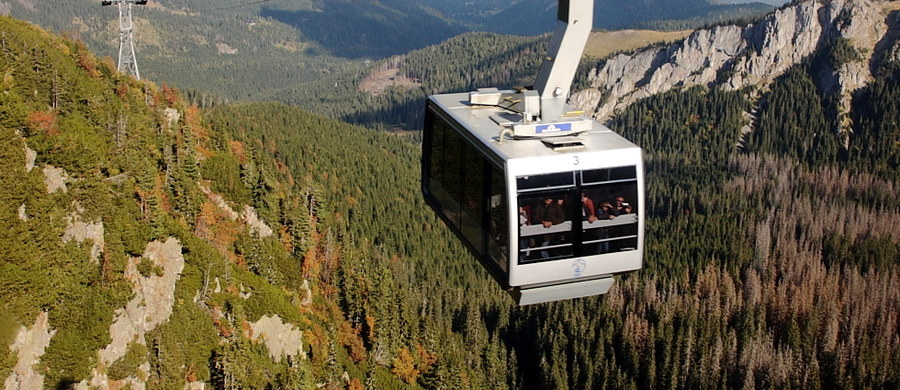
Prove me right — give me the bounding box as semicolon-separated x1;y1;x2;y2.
422;0;644;305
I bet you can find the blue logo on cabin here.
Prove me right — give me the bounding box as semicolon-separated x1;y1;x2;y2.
572;258;587;278
536;123;572;134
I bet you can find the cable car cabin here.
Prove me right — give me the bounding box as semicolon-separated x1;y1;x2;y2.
422;91;644;305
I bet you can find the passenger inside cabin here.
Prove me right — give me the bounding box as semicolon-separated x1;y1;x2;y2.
532;197;566;259
581;192;597;223
614;196;627;215
533;197;565;228
597;202;616;220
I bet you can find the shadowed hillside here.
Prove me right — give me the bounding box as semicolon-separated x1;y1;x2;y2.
260;0;466;59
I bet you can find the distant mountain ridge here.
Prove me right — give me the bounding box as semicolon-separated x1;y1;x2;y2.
481;0;776;35
3;0;780;102
572;0;900;130
260;0;467;58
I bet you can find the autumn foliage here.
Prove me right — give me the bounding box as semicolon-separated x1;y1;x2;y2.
26;110;58;136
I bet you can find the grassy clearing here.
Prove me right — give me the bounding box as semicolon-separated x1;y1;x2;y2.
585;29;693;59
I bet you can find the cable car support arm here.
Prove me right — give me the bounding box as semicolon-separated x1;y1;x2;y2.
471;0;593;139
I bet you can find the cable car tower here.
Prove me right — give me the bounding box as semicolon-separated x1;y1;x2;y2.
422;0;646;305
101;0;147;79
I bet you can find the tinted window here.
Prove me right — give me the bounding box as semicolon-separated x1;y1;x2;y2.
460;139;485;255
427;112;460;228
517;172;576;192
516;166;639;264
610;166;637;181
517;191;575;263
423;106;508;276
579;180;639;256
581;166;637;185
488;166;509;272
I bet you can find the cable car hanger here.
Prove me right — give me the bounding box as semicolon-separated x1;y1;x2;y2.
470;0;594;142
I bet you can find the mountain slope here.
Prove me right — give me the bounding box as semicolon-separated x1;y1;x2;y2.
573;0;899;128
0;15;441;389
4;0;776;106
260;0;466;58
0;15;315;388
1;0;359;102
0;16;526;389
482;0;776;35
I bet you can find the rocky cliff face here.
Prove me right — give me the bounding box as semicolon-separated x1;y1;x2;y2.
572;0;900;130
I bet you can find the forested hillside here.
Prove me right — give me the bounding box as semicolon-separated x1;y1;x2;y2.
2;0;362;103
259;0;466;59
209;52;900;388
0;16;490;389
262;32;551;130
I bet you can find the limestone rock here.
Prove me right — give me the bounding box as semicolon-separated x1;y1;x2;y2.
97;238;184;368
248;314;305;363
242;205;273;238
17;204;27;221
199;185;239;221
62;213;105;263
573;0;892;124
42;165;68;194
23;143;35;172
164;107;181;129
3;312;56;390
183;381;206;390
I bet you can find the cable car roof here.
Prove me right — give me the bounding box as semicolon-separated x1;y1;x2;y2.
429;92;639;163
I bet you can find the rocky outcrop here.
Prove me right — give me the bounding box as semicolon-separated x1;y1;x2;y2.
199;185;240;221
183;381;207;390
3;312;55;390
199;185;274;238
248;315;305;363
164;107;181;129
99;238;184;366
572;0;898;126
241;205;273;238
42;165;68;194
81;238;185;390
63;213;105;263
17;204;27;221
22;143;35;172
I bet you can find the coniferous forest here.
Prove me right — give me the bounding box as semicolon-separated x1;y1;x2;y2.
1;2;899;389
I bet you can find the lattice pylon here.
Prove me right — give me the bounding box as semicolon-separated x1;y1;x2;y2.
103;1;145;80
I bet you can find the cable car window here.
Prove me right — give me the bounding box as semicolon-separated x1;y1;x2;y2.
516;166;640;264
488;166;509;272
518;192;575;263
516;172;576;192
461;140;485;255
423;106;509;278
443;122;464;224
610;166;637;181
579;178;639;255
426;113;461;229
581;166;637;185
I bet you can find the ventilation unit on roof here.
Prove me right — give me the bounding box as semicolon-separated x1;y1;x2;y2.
541;137;585;151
